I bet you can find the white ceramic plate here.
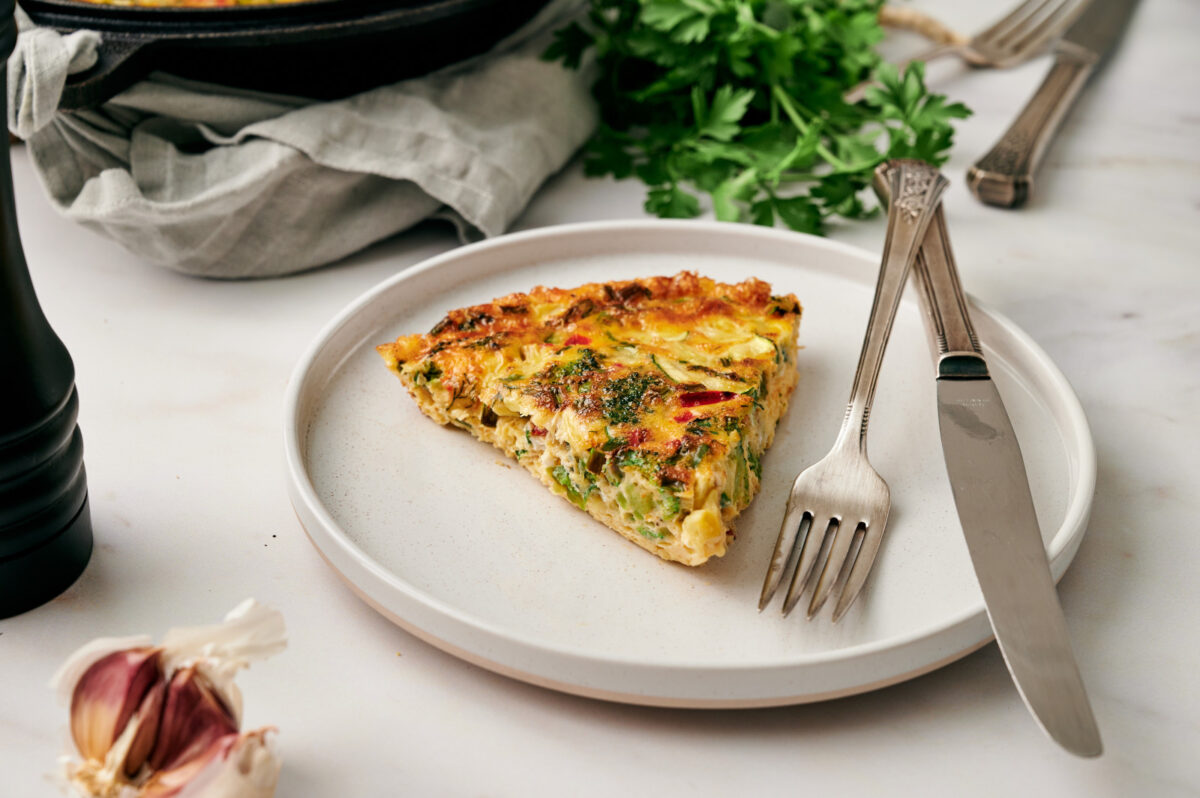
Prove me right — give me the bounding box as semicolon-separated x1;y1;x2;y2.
283;221;1095;708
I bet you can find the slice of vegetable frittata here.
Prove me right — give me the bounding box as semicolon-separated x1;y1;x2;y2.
376;272;801;565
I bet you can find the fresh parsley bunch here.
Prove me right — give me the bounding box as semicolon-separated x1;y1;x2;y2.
544;0;971;234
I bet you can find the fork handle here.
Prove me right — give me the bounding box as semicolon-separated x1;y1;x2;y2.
838;160;948;453
966;47;1097;208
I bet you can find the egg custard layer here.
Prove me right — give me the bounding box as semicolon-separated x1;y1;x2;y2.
377;272;801;566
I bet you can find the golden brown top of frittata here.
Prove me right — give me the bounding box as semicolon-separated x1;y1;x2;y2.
377;272;800;494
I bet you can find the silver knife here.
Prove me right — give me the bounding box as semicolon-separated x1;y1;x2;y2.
967;0;1141;207
873;164;1102;757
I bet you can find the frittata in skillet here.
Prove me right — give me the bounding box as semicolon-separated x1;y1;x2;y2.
376;272;801;566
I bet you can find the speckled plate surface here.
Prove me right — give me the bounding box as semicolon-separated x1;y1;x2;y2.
283;220;1095;707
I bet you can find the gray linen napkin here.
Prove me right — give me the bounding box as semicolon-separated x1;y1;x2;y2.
7;2;596;278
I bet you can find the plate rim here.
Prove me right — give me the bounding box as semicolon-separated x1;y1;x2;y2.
282;219;1096;701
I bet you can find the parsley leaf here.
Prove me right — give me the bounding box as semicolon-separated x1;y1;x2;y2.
645;185;701;218
696;86;755;142
545;0;970;233
542;21;593;70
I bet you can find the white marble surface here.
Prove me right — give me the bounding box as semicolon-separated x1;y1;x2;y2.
2;1;1198;795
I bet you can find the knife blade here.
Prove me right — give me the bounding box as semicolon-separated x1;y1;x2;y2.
936;379;1102;757
967;0;1141;207
873;164;1103;757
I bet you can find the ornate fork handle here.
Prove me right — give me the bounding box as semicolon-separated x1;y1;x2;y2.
967;45;1098;208
836;160;949;454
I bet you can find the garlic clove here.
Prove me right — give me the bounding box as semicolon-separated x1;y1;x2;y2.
139;728;280;798
125;677;166;777
65;683;167;797
70;647;165;765
149;665;238;773
138;735;237;798
51;635;154;706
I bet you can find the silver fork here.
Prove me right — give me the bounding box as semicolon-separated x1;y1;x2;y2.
846;0;1090;102
918;0;1091;69
758;160;948;621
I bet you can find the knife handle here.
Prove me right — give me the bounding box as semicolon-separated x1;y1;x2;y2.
871;168;984;379
911;208;991;379
966;48;1097;208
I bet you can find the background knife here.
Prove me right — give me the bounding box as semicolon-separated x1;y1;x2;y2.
873;165;1103;757
967;0;1142;207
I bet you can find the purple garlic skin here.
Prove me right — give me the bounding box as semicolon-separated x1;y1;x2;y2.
149;665;239;773
125;676;167;776
140;728;280;798
70;647;166;773
140;733;239;798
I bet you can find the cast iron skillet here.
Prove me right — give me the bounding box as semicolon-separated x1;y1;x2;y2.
18;0;554;110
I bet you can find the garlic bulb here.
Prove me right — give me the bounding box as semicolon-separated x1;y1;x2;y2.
52;600;286;798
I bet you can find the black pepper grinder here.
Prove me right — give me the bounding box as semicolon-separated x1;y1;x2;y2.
0;0;93;618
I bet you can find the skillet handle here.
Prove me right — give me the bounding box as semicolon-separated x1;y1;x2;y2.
58;34;149;111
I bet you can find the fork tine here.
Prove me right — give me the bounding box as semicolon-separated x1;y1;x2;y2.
992;0;1060;47
782;516;835;616
807;521;864;618
758;502;810;610
975;0;1057;42
984;0;1060;42
831;521;886;622
1005;0;1086;56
